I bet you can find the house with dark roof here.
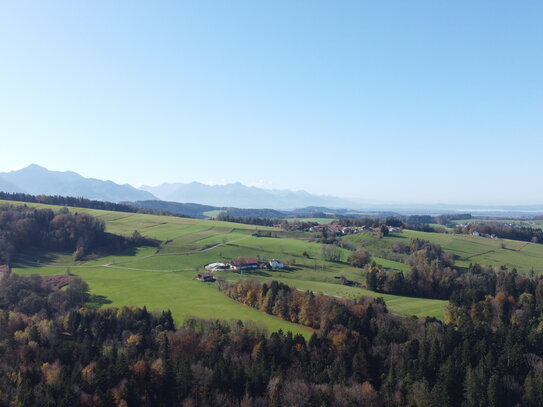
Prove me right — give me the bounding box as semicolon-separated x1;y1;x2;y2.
230;258;259;271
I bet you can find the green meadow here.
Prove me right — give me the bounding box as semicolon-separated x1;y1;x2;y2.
400;230;543;272
11;199;543;333
344;229;543;274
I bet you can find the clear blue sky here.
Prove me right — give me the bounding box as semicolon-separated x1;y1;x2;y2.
1;1;542;205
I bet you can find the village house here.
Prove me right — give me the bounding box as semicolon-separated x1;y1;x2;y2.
230;258;259;271
388;226;402;233
268;259;285;269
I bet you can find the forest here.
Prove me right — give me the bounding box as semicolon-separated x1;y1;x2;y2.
0;204;157;263
363;237;543;304
2;272;543;406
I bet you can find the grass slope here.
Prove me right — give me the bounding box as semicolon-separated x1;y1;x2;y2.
2;199;490;327
344;229;543;274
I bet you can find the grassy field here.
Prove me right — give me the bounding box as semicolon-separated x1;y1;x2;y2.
4;200;453;331
7;200;543;332
344;229;543;273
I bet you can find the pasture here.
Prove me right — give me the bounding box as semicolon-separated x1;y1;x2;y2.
5;200;451;330
344;229;543;273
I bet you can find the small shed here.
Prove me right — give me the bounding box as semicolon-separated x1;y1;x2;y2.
196;272;215;282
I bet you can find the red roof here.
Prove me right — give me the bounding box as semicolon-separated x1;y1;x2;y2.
231;258;259;266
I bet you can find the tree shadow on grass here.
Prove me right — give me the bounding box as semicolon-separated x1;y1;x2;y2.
13;247;67;268
91;245;139;259
86;294;113;310
244;270;272;277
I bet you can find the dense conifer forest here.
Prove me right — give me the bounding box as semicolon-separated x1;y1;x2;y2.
1;269;543;406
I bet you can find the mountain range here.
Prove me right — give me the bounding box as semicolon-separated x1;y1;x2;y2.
139;182;356;209
0;164;156;202
3;165;543;216
0;165;356;209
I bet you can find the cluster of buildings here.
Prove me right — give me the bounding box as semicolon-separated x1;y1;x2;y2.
471;231;499;239
308;224;351;234
196;258;286;282
307;224;403;235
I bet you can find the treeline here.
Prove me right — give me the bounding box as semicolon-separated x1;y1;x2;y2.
0;204;158;263
216;213;281;227
0;191;187;217
0;273;89;317
219;279;384;329
337;214;472;230
337;216;405;227
365;242;543;306
460;222;543;244
3;273;543;405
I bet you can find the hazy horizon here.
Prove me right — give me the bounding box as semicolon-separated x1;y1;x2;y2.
2;163;543;208
1;1;542;205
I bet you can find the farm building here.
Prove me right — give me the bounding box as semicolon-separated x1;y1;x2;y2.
230;258;259;271
196;272;215;282
269;259;285;269
205;262;228;271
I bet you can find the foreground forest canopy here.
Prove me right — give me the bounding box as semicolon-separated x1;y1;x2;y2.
2;274;543;406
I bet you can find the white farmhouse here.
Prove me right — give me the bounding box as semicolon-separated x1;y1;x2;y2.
269;259;285;269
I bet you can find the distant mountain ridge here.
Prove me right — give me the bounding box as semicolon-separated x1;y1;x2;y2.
139;181;356;210
2;165;543;216
0;165;357;210
0;164;156;203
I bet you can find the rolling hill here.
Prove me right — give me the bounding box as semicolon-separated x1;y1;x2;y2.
5;199;450;332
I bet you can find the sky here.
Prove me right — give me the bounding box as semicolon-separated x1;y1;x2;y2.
0;1;542;205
